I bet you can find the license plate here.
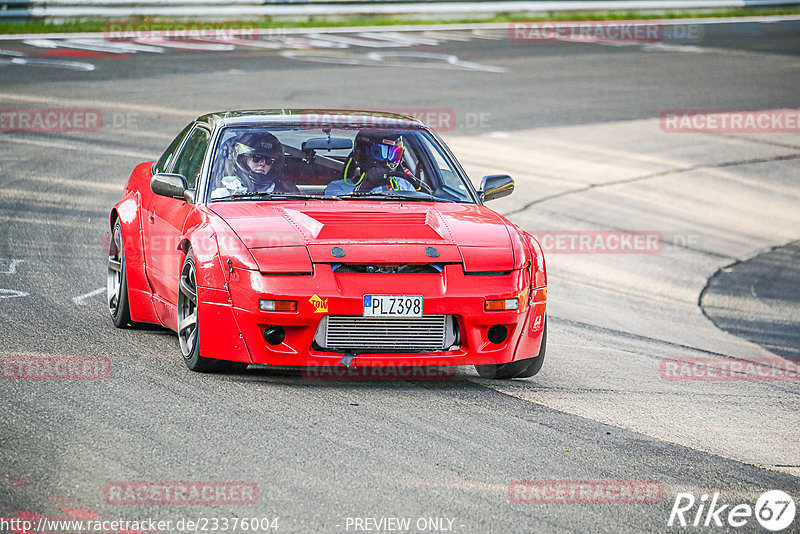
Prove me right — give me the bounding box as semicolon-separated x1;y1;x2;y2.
363;295;423;317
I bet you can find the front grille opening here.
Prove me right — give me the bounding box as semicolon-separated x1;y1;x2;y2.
313;315;460;353
331;263;445;274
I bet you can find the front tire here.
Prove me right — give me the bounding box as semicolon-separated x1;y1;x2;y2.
108;220;134;328
178;250;247;373
475;317;547;379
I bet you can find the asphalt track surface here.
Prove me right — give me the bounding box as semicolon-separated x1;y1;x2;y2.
1;17;799;534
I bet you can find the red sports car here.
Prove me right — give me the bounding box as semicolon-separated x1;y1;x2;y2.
107;110;547;379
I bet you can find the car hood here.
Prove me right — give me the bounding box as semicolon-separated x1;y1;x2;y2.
210;201;517;270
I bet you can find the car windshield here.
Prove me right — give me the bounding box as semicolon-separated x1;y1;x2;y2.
206;126;475;203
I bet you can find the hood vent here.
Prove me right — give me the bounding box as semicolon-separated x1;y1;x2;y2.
331;263;444;274
306;211;428;226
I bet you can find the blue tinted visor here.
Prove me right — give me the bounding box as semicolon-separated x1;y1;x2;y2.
366;141;404;164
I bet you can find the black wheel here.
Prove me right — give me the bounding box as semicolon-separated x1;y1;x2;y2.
178;250;248;373
475;317;547;379
107;220;134;328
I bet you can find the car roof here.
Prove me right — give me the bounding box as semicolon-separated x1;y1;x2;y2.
196;109;426;129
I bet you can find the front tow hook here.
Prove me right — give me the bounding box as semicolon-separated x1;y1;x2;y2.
339;353;358;367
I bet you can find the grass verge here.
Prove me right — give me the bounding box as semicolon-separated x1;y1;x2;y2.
0;7;799;35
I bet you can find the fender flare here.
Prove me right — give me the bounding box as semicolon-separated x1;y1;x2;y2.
110;192;158;324
523;231;547;288
181;224;252;364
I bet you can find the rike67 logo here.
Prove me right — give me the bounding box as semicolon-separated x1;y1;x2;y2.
668;490;796;531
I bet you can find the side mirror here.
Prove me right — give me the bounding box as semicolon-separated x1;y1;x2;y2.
479;174;514;202
151;173;188;199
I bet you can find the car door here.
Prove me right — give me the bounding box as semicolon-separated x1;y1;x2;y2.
144;124;211;308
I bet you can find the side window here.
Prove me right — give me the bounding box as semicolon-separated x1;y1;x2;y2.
171;127;211;189
154;123;193;174
419;134;469;196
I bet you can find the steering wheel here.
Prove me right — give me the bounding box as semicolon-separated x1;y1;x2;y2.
400;172;434;194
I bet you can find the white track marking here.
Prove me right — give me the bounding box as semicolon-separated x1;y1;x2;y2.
302;33;411;48
201;37;284;49
24;38;127;54
133;37;235;51
0;289;29;299
67;38;164;53
273;36;350;49
72;287;105;306
641;42;714;53
1;57;95;71
368;50;506;72
418;31;475;42
281;49;506;72
22;38;163;54
0;259;25;275
357;31;441;46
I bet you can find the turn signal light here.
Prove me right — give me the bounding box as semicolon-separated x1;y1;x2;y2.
260;299;297;312
484;298;518;311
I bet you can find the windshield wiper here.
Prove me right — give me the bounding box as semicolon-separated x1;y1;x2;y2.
336;191;440;201
214;192;340;201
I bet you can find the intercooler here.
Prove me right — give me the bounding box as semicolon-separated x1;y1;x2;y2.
313;315;459;353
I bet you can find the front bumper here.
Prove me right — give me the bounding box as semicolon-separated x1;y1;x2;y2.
202;264;546;367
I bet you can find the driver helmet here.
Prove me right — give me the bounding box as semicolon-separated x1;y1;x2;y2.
233;131;284;187
353;130;405;172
